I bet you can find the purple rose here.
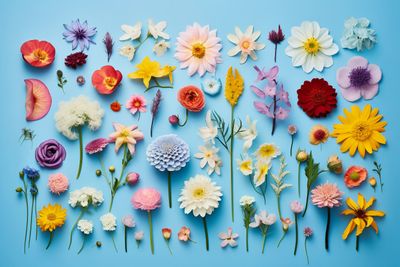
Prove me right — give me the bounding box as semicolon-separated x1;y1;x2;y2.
35;139;66;169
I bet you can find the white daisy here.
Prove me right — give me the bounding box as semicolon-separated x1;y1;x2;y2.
148;19;170;40
239;195;255;206
119;22;142;41
201;77;222;96
153;40;170;56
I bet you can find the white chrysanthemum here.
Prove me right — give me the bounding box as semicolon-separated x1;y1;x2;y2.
68;187;104;208
77;219;93;235
178;175;222;217
285;21;339;73
100;213;117;231
240;195;255;206
54;95;104;140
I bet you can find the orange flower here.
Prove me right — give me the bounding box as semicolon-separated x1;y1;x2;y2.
344;166;367;188
162;228;172;240
110;101;121;112
177;85;205;112
20;40;55;68
309;124;329;145
92;65;122;95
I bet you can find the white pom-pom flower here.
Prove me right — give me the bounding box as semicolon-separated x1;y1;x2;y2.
77;219;93;235
100;213;117;231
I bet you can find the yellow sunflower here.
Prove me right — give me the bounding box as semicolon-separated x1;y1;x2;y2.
331;104;387;157
342;193;385;240
37;203;67;232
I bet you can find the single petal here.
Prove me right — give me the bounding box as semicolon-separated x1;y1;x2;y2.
360;84;379;100
348;56;368;69
341;86;361;102
367;64;382;84
337;67;351;88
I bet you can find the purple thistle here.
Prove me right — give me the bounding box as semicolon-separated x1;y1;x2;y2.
103;32;114;62
150;90;162;137
268;25;285;63
63;19;97;51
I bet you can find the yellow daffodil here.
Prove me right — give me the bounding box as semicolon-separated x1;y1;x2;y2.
255;143;281;160
237;158;253;176
253;159;271;187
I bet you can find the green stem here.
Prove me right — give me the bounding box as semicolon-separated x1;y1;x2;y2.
297;163;301;197
202;216;209;251
302;189;310;217
148;211;154;255
35;195;38;240
261;232;267;254
277;231;286;247
150;115;155;138
135;34;149;50
277;195;282;219
305;238;310;264
46;231;54;250
230;105;235;222
294;214;298;255
177;109;189;127
109;193;115;212
245;227;249;252
165;240;173;255
167;171;172;208
356;235;359;252
145;79;173;92
22;185;28;254
68;208;85;249
290;135;294;157
77;237;85;254
76;126;83;179
124;226;128;253
325;208;331;251
28;193;34;248
111;234;118;253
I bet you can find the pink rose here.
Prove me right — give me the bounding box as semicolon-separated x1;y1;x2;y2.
131;188;161;211
48;173;69;194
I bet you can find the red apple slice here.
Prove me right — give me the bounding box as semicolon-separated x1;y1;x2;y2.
25;79;52;121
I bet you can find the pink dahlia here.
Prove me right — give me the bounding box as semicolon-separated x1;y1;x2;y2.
48;173;69;194
175;23;222;77
85;138;110;154
131;188;161;211
126;95;146;115
311;183;343;208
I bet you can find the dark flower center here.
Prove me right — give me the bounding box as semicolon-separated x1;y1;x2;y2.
355;209;366;218
313;129;326;141
349;67;371;88
75;29;87;40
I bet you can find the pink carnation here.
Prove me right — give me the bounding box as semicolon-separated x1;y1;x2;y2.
290;200;304;213
131;188;161;211
48;173;69;194
311;183;343;208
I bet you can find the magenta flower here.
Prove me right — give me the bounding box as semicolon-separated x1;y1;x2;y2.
85;138;110;154
219;227;239;248
336;56;382;102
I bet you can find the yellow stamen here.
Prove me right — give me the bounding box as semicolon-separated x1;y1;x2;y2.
192;43;206;58
304;37;320;55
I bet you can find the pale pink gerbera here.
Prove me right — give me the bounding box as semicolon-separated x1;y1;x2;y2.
311;183;343;208
109;123;144;154
126;95;146;115
48;173;69;194
175;23;222;77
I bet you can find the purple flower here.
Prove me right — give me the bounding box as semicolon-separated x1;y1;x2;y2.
35;139;66;169
85;138;110;154
268;25;285;45
304;227;313;237
336;56;382;102
63;19;97;51
103;32;113;62
23;167;40;180
254;65;279;82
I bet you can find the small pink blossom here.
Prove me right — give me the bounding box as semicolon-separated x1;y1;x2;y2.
85;138;110;154
304;227;313;237
288;124;297;135
290;200;304;214
126;172;140;185
126;95;147;115
131;188;161;211
178;226;192;242
219;227;239;248
48;173;69;194
122;215;135;228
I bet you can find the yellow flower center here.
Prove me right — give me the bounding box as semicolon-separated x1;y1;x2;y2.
259;145;275;158
47;213;56;221
192;43;206;58
241;161;251;171
352;121;372;141
350;171;360;181
241;40;250;49
134;101;141;107
304;37;320;55
104;77;117;90
193;187;205;199
33;49;48;61
205;152;213;158
119;129;131;138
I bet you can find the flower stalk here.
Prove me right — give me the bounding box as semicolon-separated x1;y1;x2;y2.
148;211;154;255
294;214;299;255
68;208;86;249
76;126;83;179
202;216;209;251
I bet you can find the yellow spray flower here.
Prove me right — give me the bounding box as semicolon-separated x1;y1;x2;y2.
224;66;244;107
37;203;67;232
331;104;387;158
255;143;281;160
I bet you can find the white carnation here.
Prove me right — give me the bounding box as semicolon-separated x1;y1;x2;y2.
100;213;117;231
240;195;255;206
69;187;104;208
77;219;93;235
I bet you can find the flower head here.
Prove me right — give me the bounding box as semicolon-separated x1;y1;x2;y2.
249;211;277;228
119;22;141;41
268;25;285;45
304;227;313;237
91;65;122;95
65;52;87;69
237;116;257;152
148;19;170;39
35;139;66;169
76;76;85;85
178;175;222;217
309;125;329;145
296;150;308;162
240;195;255;206
255;143;281;160
225;67;244;107
201;77;222;96
126;172;140;185
63;19;97;51
37;204;67;232
311;183;343;208
135;231;144;241
131;188;161;211
175;23;222;77
219;227;239;248
119;45;135;61
24;79;52;121
344;166;367;188
153;40;170;56
162;228;172;240
48;173;69;195
126;95;147;115
290;200;304;214
122;215;135;228
198;110;218;144
20;39;55;68
100;213;117;231
68;187;104;208
341;17;376;51
77;219;93;235
288;124;297;135
177;85;205;112
23;167;40;180
281;217;293;231
237;157;253;176
253;159;271;187
178;226;192;242
109;123;144;155
194;144;219;169
327;155;343;174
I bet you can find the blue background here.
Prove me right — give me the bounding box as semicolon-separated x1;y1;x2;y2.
1;0;399;266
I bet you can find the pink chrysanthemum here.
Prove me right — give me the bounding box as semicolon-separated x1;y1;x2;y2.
131;188;161;211
175;23;222;77
126;95;146;115
311;183;343;208
85;138;110;154
48;173;69;194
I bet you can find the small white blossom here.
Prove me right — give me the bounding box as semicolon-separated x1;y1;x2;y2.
100;213;117;232
77;219;93;235
69;187;104;208
148;19;170;40
119;45;136;61
119;22;142;41
153;40;170;56
240;195;255;206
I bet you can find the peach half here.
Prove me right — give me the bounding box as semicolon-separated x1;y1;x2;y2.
25;79;52;121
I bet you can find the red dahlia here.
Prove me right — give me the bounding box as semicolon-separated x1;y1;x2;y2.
65;52;87;69
297;78;337;118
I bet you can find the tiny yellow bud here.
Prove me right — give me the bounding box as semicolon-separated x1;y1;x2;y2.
109;166;115;173
296;150;308;162
369;177;377;187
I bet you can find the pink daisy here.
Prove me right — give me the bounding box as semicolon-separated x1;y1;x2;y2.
126;95;146;115
175;23;222;77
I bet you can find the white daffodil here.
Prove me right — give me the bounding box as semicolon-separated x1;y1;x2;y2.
237;116;257;152
253;159;271;187
153;40;170;56
198;110;218;144
119;22;142;41
119;44;136;61
285;21;339;73
254;143;281;161
237;157;253;176
194;144;219;169
148;19;170;40
227;25;266;64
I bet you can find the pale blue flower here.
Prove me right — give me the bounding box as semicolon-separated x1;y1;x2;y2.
201;77;222;96
341;17;376;51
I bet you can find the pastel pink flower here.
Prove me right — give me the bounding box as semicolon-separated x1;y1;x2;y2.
126;95;146;115
311;183;343;208
48;173;69;194
131;188;161;211
219;227;239;248
109;123;144;155
290;200;304;214
126;172;140;185
122;215;136;228
336;56;382;102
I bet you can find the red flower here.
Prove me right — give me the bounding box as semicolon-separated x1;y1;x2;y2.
177;85;205;112
297;78;337;118
65;52;87;69
110;101;121;112
20;40;55;68
92;65;122;95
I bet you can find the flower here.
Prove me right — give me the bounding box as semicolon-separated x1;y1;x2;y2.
201;77;222;96
327;155;343;174
178;175;222;217
126;95;147;115
20;40;55;67
119;22;141;41
304;227;313;237
100;213;117;231
281;217;293;231
63;19;96;51
227;25;265;64
311;183;343;208
35;139;66;169
369;177;377;188
178;226;192;242
296;150;308;162
126;172;140;185
285;21;339;73
198;110;218;144
91;65;122;95
109;123;144;155
237;157;253;176
219;227;239;248
131;188;161;211
24;79;52;121
153;40;170;56
135;231;144;241
103;32;113;62
344;166;367;188
297;78;337;118
331;105;387;157
309;125;329;145
37;204;66;232
76;76;85;85
64;52;87;69
110;101;121;112
77;219;93;235
255;143;281;160
68;187;104;208
150;90;162;137
253;159;271;187
175;23;222;77
119;45;135;61
148;19;169;39
336;56;382;102
162;228;172;240
85;138;110;154
122;215;136;228
177;85;205;112
288;125;297;135
208;158;222;176
290;200;304;214
237;116;257;152
195;144;219;169
240;195;255;206
146;134;190;172
225;67;244;107
48;173;69;195
341;17;376;51
269;25;285;45
249;211;277;227
168;115;179;125
342;193;385;240
23;167;40;180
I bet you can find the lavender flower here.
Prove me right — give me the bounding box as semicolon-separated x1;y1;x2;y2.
150;90;162;137
103;32;113;62
63;19;97;51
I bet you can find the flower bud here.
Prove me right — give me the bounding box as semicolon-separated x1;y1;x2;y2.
95;169;102;177
16;187;23;193
19;171;24;179
327;155;343;174
96;241;102;247
168;115;179;125
76;75;85;86
126;172;140;185
109;166;115;173
369;177;377;187
162;228;172;240
296;150;308;162
30;188;38;196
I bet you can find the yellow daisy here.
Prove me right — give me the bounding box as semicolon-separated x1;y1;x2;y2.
37;203;67;232
331;104;387;157
255;143;281;160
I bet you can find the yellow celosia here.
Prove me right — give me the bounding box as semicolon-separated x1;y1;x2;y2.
224;66;244;107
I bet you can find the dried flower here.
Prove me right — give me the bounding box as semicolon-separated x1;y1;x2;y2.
76;76;85;85
65;52;87;69
268;25;285;62
150;90;162;137
103;32;113;62
327;155;343;174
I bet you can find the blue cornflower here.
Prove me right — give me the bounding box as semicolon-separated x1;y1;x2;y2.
63;19;97;51
23;167;40;180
